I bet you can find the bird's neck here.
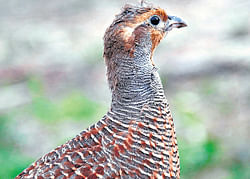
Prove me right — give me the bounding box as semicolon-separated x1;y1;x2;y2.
110;57;166;111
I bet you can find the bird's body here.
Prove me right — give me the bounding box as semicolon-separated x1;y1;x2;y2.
17;2;186;179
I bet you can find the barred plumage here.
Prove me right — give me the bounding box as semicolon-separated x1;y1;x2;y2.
17;2;186;179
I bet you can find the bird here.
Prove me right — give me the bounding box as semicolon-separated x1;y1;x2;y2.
16;2;187;179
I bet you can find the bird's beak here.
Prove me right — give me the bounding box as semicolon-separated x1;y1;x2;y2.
165;15;187;32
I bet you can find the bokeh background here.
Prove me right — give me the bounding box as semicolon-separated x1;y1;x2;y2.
0;0;249;178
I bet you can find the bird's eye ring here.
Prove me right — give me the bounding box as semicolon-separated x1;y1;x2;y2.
150;15;160;26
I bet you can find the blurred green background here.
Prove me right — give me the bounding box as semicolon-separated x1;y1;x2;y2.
0;0;249;178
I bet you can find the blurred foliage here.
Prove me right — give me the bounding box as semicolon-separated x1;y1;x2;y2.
0;115;32;178
179;138;220;178
27;77;106;123
173;87;249;179
230;162;250;179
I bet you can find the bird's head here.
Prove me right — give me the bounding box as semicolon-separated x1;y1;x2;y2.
103;3;187;90
104;3;187;61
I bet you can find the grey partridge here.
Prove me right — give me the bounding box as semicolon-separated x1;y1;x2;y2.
17;2;187;179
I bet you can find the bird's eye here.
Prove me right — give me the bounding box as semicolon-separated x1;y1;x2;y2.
150;15;160;26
